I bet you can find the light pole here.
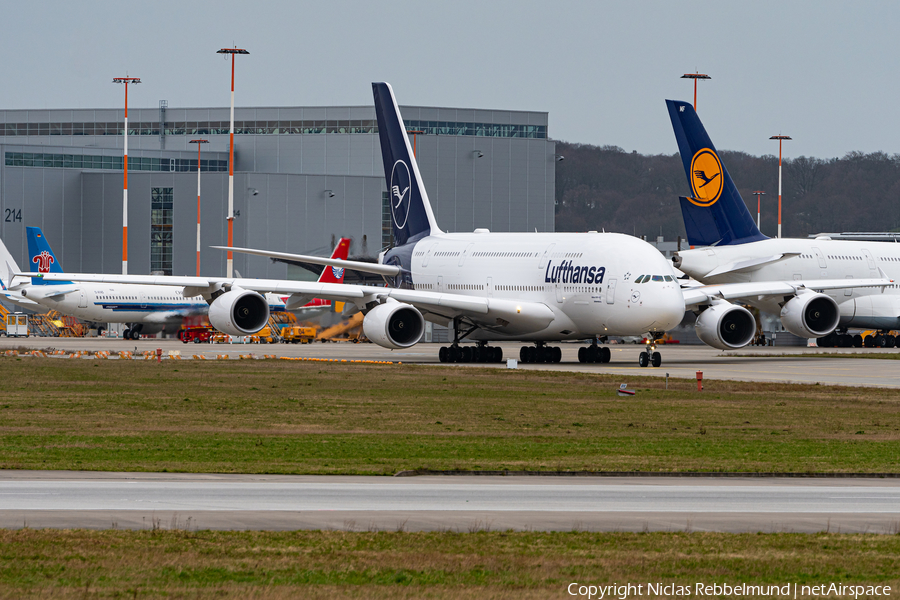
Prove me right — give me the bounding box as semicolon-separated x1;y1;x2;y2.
752;191;766;230
112;76;141;275
769;135;792;238
189;139;209;276
216;46;249;278
680;72;710;111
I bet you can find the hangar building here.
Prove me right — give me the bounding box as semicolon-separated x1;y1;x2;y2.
0;101;556;281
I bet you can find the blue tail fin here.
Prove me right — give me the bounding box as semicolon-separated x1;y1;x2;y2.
666;100;767;247
372;82;442;246
26;227;70;285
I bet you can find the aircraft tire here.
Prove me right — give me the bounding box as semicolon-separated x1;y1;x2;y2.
886;335;896;348
552;347;562;363
577;347;586;363
651;351;662;368
864;335;874;348
461;346;472;363
493;347;503;363
853;334;863;348
875;334;886;348
439;346;448;363
124;328;131;339
449;346;461;363
601;347;611;363
638;352;649;368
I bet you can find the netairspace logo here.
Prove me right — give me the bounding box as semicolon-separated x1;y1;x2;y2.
566;582;893;599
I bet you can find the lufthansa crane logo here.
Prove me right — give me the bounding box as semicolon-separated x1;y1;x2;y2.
389;160;412;230
688;148;724;207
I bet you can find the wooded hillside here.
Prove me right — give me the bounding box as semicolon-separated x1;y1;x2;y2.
554;142;900;239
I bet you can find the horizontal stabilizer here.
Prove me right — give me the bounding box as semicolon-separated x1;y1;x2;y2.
704;253;802;278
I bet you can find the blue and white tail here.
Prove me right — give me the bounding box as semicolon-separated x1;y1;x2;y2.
666;100;767;247
26;226;70;285
372;82;442;247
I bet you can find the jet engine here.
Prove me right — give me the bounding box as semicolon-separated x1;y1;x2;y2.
694;301;756;350
780;292;839;338
207;287;270;336
362;301;425;349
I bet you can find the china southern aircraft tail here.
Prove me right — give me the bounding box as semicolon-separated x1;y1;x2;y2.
26;226;71;286
372;82;443;247
666;100;768;247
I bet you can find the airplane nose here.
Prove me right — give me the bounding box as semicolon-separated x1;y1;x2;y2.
650;287;687;332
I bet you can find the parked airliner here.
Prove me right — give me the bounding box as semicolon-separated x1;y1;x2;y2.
24;84;889;365
4;228;350;339
667;99;900;348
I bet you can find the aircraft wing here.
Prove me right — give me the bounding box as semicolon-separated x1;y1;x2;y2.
212;246;402;277
703;253;801;278
682;273;893;307
23;272;556;336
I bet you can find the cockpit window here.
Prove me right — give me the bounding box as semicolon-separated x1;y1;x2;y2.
641;275;651;283
664;275;674;282
651;275;664;282
634;275;645;283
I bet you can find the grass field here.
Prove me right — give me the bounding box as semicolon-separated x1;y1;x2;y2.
0;357;898;474
0;529;897;599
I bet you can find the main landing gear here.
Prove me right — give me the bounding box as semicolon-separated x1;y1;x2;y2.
578;340;610;363
438;343;503;363
122;324;142;340
437;318;503;363
638;336;663;367
817;329;897;348
519;342;562;364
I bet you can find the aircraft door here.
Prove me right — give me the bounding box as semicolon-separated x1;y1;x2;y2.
845;275;854;297
458;243;474;267
555;282;564;304
78;291;88;309
539;244;555;269
606;279;617;304
812;247;827;270
423;243;437;267
140;291;148;309
486;277;493;298
861;249;878;276
437;276;443;293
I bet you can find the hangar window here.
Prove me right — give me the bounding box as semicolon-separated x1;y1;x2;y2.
151;187;174;276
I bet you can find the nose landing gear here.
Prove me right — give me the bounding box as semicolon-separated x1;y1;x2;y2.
638;335;663;367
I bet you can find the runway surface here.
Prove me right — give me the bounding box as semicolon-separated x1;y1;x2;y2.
1;471;897;533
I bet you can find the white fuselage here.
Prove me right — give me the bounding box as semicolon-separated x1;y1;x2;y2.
19;282;207;324
677;238;900;330
396;231;686;340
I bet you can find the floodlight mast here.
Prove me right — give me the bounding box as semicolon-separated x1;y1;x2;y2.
189;139;210;276
216;47;249;278
112;76;141;275
680;72;710;111
769;135;792;238
752;191;766;230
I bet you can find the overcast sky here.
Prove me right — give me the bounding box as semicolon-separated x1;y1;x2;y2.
3;0;898;158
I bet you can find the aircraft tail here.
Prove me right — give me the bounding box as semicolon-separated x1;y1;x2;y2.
26;226;70;285
0;235;21;291
666;100;767;247
372;82;442;246
316;237;352;284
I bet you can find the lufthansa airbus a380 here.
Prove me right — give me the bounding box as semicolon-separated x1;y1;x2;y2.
23;84;890;365
667;100;900;349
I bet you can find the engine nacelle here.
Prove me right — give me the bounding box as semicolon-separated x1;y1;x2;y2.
363;301;425;349
207;288;270;336
695;301;756;350
780;292;840;338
